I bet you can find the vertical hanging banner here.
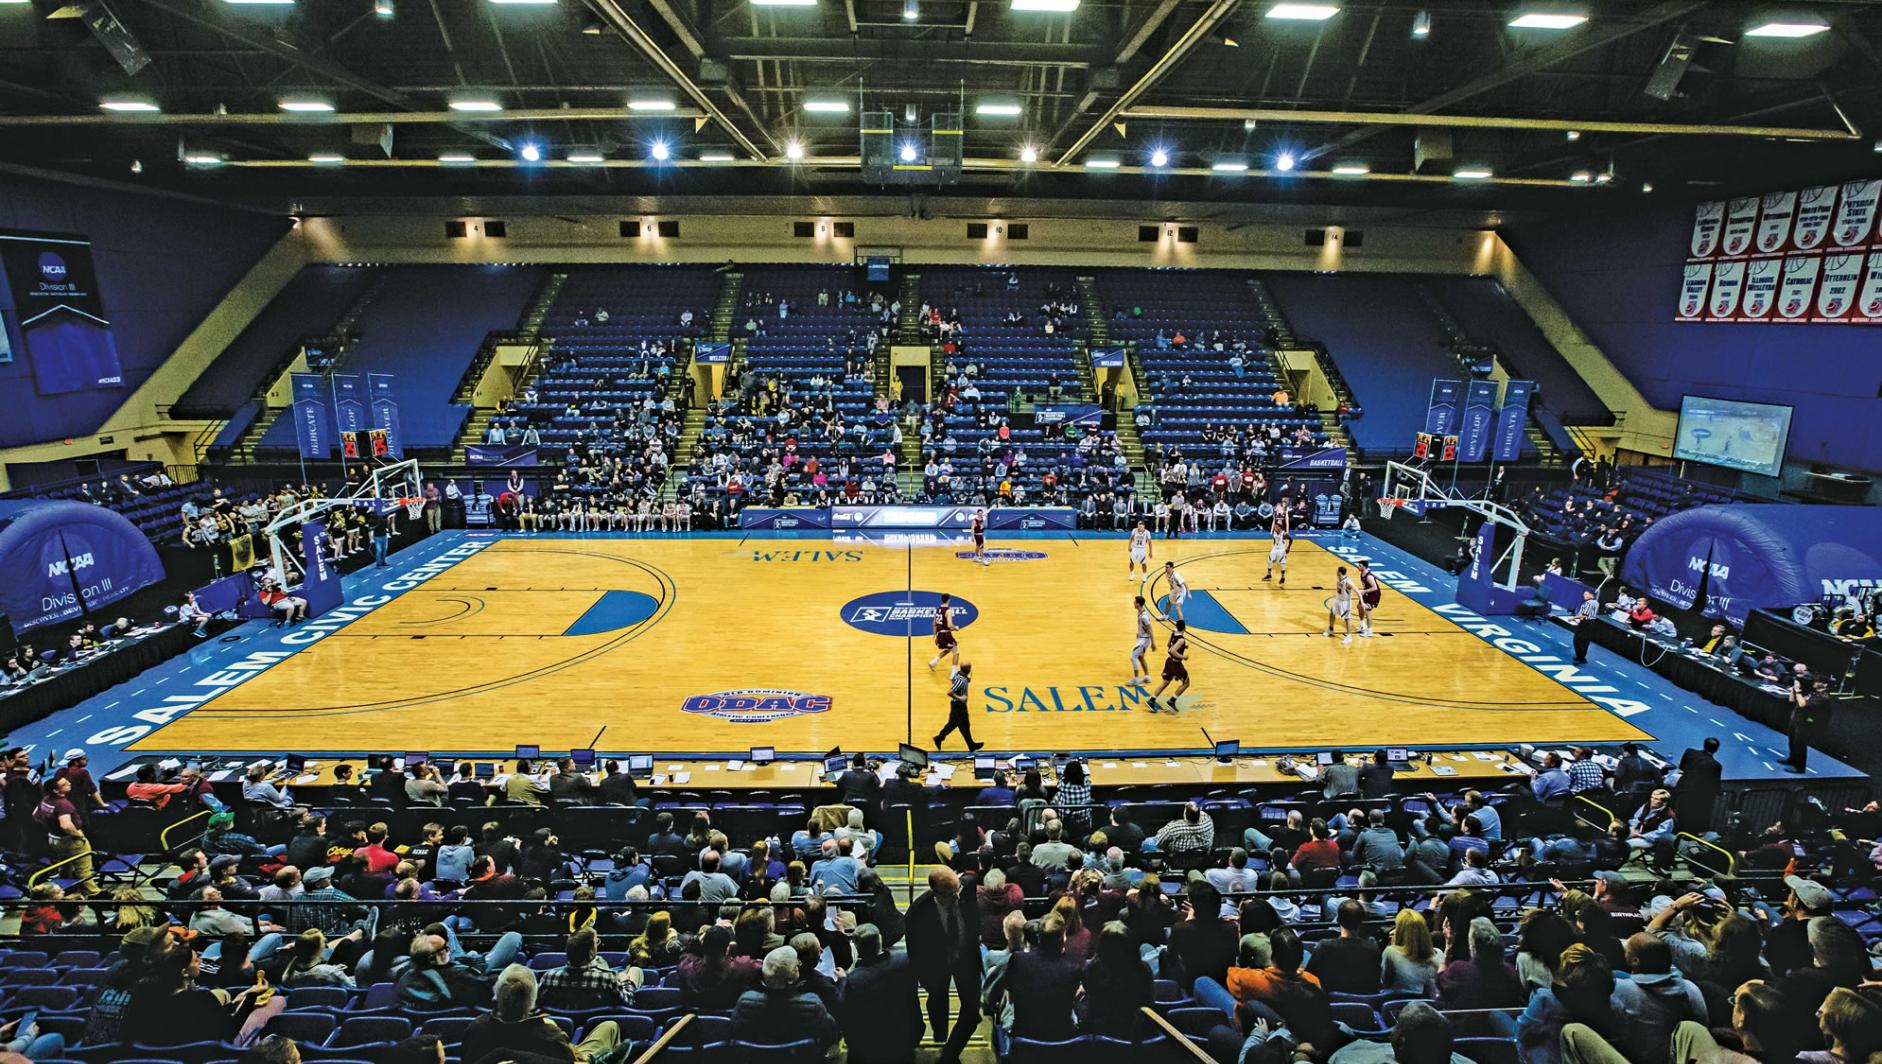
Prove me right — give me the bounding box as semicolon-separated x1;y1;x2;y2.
1491;380;1535;463
367;372;402;458
1814;253;1865;322
1719;196;1759;257
332;373;368;462
1792;185;1838;250
1457;379;1499;462
1737;259;1781;321
290;372;331;459
1775;255;1821;322
1676;263;1713;321
1851;251;1882;323
1832;178;1880;248
1754;190;1797;255
1423;379;1462;436
0;231;125;395
1706;259;1747;320
1689;201;1725;258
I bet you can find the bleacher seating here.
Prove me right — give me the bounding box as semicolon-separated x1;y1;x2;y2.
255;265;545;454
1521;466;1747;546
0;464;199;545
170;267;381;421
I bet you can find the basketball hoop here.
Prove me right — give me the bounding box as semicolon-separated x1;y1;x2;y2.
400;497;426;520
1376;496;1404;520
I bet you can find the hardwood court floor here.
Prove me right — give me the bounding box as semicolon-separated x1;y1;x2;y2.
131;535;1650;756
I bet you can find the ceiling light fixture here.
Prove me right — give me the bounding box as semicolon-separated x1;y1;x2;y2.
309;152;345;164
1743;18;1829;38
100;98;160;113
449;98;503;112
1274;151;1297;171
628;96;676;111
221;0;294;5
1569;170;1592;182
1453;166;1493;179
1085;157;1121;169
975;102;1023;117
519;142;543;162
650;140;671;160
1508;10;1588;29
1641;182;1654;193
278;98;335;112
1150;148;1170;167
1565;129;1581;141
1019;145;1039;163
804;99;851;114
373;0;394;15
1212;160;1249;172
899;143;918;163
699;150;736;162
903;0;918;19
183;152;225;166
1010;0;1079;11
751;0;818;6
439;152;477;165
1266;3;1339;21
1332;163;1370;175
785;140;806;161
566;151;605;164
1411;9;1431;37
488;0;557;5
1594;171;1613;184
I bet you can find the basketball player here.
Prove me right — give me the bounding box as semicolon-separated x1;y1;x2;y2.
934;661;983;751
1161;561;1189;624
1129;594;1157;687
928;592;961;671
1356;558;1383;638
1127;520;1153;583
1326;565;1356;645
970;508;988;566
1263;507;1291;584
1147;619;1189;713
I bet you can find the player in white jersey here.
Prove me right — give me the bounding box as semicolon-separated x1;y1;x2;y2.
1263;509;1291;585
1127;520;1153;582
1129;594;1157;686
1161;561;1188;624
1325;565;1356;645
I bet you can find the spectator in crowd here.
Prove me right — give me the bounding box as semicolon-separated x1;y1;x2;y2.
461;964;622;1063
838;923;921;1063
906;866;981;1059
731;945;841;1050
1307;900;1383;994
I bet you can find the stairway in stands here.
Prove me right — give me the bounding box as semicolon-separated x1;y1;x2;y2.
1246;276;1353;451
661;271;746;502
896;271;925;342
446;271;567;465
227;270;392;463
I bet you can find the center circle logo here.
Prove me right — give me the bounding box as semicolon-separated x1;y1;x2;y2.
841;590;979;636
37;252;67;282
953;548;1045;563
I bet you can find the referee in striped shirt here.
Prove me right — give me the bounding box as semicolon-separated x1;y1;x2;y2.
1570;589;1600;664
934;662;984;752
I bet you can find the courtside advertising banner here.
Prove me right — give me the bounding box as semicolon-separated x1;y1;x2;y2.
1458;379;1498;462
1423;379;1462;435
1491;380;1535;463
368;372;402;458
0;231;125;395
299;519;344;618
291;372;331;459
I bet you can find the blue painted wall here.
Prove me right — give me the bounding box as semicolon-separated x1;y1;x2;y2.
1507;205;1882;475
0;172;288;448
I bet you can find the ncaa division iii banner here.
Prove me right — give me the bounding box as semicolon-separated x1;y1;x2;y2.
0;231;126;394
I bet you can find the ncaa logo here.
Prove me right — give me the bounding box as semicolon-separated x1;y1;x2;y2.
682;688;833;724
38;252;68;282
953;548;1044;563
842;590;979;636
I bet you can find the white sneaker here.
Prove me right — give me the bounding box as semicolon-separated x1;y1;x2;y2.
1342;635;1353;645
1361;627;1374;638
1324;630;1334;638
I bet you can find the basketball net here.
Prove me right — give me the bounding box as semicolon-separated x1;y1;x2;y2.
400;497;425;520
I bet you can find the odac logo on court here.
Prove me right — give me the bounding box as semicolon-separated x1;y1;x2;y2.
682;689;832;724
953;548;1045;563
841;590;979;636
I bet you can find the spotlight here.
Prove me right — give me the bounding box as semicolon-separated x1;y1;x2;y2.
1020;145;1039;163
903;0;918;19
1641;182;1654;193
1411;9;1430;37
651;139;670;161
1565;129;1581;141
373;0;393;15
519;142;543;162
1275;151;1296;171
785;139;805;161
1150;148;1169;167
899;142;918;163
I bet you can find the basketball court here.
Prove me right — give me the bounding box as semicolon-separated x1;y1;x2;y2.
123;530;1650;758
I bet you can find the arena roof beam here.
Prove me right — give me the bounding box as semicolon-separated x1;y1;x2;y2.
136;0;515;153
1042;0;1181;149
1053;0;1244;167
633;0;779;155
1115;105;1863;141
714;37;1107;66
580;0;772;160
0;108;706;127
1299;0;1712;162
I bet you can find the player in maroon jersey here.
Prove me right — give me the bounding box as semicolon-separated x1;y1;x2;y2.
1357;558;1383;638
970;509;988;565
928;592;962;671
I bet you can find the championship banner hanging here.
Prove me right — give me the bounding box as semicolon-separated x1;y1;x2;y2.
1719;197;1759;257
1815;253;1864;321
1754;190;1797;255
1775;255;1821;322
1832;178;1880;248
1737;259;1780;321
1853;251;1882;323
1793;186;1837;250
1679;181;1879;325
1676;263;1712;321
1706;259;1747;320
0;231;126;395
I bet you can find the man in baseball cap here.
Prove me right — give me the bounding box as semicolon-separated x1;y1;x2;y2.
1768;874;1835;976
52;748;106;824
